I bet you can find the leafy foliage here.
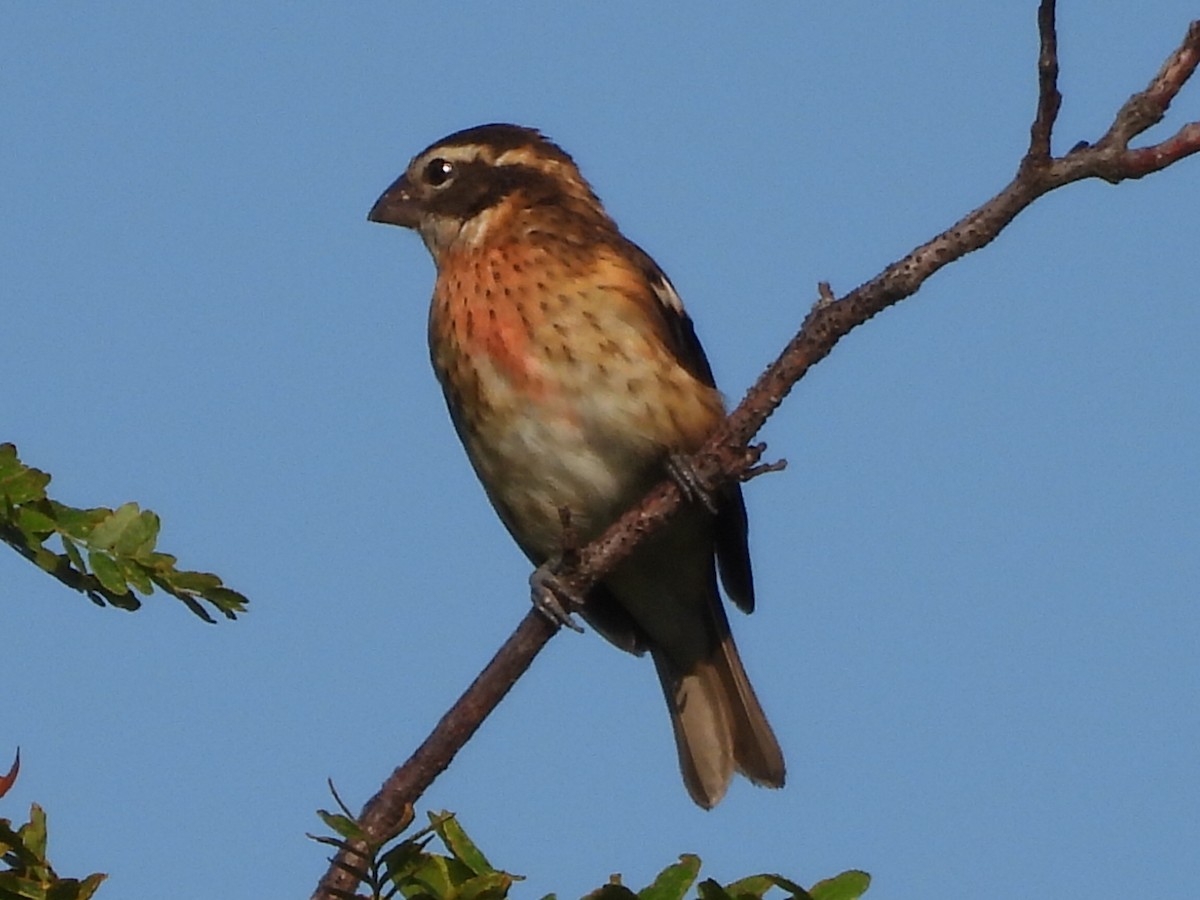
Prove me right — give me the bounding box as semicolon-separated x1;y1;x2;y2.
0;443;247;622
312;799;869;900
0;804;106;900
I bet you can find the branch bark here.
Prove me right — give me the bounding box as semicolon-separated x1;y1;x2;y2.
313;4;1199;896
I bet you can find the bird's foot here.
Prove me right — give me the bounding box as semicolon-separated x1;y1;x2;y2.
666;452;719;515
529;563;585;633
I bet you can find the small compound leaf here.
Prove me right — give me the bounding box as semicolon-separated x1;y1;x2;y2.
407;852;455;898
307;832;351;851
118;558;154;595
68;872;109;900
316;810;366;843
809;870;870;900
639;854;701;900
0;446;51;504
17;506;57;539
431;811;493;874
720;874;777;899
3;447;247;622
49;503;111;540
201;586;249;617
61;536;86;572
168;570;222;592
20;804;49;858
87;551;128;595
457;870;515;900
175;592;218;623
0;442;19;473
735;874;811;899
696;880;734;900
112;508;159;557
86;502;141;551
380;837;429;883
31;547;57;573
136;550;178;572
103;587;142;612
33;545;60;573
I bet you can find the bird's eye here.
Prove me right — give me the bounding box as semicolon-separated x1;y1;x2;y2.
424;158;455;187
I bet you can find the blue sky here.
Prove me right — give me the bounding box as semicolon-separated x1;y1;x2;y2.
5;3;1198;898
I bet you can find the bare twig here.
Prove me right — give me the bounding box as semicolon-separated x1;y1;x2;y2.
812;281;837;312
313;6;1199;896
1029;0;1062;161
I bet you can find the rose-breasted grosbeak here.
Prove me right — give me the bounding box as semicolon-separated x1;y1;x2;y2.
368;123;784;808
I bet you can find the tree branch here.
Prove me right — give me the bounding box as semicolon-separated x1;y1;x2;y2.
313;5;1199;896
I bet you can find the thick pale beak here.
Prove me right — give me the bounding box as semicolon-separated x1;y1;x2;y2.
367;173;420;228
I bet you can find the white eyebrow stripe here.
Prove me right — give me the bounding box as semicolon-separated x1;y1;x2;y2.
417;145;488;167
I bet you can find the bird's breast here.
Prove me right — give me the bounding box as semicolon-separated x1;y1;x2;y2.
426;242;724;557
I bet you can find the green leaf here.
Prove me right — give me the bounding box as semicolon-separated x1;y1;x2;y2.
307;832;352;851
87;551;128;595
729;874;812;900
119;557;154;595
19;804;49;859
456;870;515;900
808;871;870;900
112;508;159;557
135;550;178;572
639;855;701;900
379;837;429;883
33;546;60;574
0;821;40;869
431;812;493;875
0;445;50;505
200;586;249;616
720;874;777;900
316;810;366;843
0;871;43;898
50;504;111;541
696;880;733;900
168;570;222;592
0;807;109;900
86;502;141;551
2;445;248;621
60;536;86;572
54;871;109;900
16;506;57;539
407;852;456;898
170;592;217;623
102;587;142;612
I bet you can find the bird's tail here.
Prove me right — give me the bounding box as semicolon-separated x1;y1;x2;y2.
652;631;786;808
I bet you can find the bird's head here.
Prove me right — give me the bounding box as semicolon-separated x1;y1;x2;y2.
368;123;607;263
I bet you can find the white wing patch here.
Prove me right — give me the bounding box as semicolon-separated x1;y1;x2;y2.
648;269;687;316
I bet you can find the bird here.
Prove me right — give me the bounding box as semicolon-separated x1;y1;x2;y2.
368;123;784;808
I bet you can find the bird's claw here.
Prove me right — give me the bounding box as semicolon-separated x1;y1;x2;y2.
666;452;719;515
529;564;585;632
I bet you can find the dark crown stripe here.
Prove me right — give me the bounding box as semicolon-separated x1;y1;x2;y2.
426;123;576;167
